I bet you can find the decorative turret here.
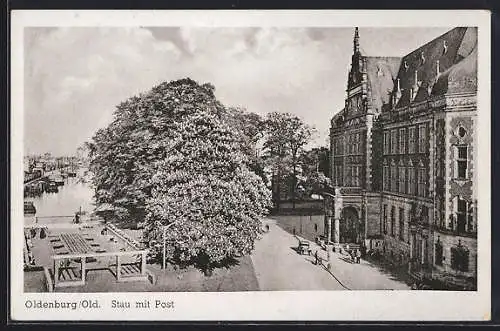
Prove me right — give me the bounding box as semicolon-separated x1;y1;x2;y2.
354;27;360;54
348;27;364;89
392;78;402;107
411;70;421;102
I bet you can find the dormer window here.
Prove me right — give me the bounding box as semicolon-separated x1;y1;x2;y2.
443;40;448;54
404;61;409;71
427;81;434;96
420;52;426;65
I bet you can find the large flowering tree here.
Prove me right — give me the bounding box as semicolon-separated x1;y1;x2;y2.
88;78;271;271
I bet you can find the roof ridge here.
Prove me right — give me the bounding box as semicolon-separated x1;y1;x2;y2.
402;27;467;59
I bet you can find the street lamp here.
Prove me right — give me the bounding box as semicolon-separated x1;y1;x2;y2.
162;221;180;270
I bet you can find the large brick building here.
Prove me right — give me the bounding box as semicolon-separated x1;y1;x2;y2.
327;27;477;289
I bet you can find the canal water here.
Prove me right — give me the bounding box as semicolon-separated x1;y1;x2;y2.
28;170;95;222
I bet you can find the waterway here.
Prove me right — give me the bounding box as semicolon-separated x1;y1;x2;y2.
27;169;95;222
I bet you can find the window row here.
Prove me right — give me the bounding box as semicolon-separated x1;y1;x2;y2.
332;132;363;156
450;197;476;234
383;124;428;155
382;166;428;197
382;205;407;241
435;240;471;272
332;165;362;187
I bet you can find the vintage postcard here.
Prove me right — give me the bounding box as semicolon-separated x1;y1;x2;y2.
10;10;491;321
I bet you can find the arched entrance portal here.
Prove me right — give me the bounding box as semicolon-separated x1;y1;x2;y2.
340;206;363;244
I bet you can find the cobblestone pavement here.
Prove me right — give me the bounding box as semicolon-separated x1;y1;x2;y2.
252;218;410;291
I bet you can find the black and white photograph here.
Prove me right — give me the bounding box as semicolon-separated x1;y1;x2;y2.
10;10;491;321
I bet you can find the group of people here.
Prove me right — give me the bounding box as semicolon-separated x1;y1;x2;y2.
345;244;362;264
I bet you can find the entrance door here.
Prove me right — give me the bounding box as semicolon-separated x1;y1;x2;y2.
340;207;362;244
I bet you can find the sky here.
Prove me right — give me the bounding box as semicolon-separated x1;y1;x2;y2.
24;26;452;157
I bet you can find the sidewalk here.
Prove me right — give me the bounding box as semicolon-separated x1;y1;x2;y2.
296;234;411;290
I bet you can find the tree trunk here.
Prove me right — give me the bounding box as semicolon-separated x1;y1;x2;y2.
292;152;297;209
275;169;281;211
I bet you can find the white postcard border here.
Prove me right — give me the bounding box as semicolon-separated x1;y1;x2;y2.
10;10;491;321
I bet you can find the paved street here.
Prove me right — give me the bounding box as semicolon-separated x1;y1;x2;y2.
251;219;345;290
251;218;410;291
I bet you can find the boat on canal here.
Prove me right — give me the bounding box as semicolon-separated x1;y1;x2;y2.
45;181;59;193
49;172;65;186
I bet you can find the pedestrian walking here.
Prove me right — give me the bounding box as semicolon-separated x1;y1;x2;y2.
356;249;361;263
315;250;319;265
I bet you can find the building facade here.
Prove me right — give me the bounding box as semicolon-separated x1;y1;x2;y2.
328;27;477;289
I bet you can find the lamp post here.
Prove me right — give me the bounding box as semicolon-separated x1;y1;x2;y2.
162;221;179;270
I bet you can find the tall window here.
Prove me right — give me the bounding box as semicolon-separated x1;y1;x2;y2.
418;124;427;153
352;134;355;154
399;128;406;154
417;167;427;197
390;165;397;192
339;137;344;155
351;166;358;186
408;126;416;153
435;239;443;266
355;133;360;154
399;166;406;194
390;206;396;237
451;242;469;272
467;202;475;233
359;133;363;154
345;165;351;186
408;167;416;195
384;132;390;155
383;204;387;234
333;165;338;186
391;129;397;154
355;166;361;186
456;197;467;233
456;145;468;179
338;166;343;186
399;208;405;240
383;165;389;191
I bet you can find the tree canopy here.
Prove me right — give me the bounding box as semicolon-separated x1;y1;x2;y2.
88;78;271;270
262;112;314;205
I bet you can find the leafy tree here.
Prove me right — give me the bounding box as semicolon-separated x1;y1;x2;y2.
223;107;267;185
300;147;330;178
297;146;331;198
88;78;271;271
263;112;313;209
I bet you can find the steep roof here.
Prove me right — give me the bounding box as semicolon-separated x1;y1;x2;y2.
432;35;477;95
364;56;401;112
391;27;477;109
